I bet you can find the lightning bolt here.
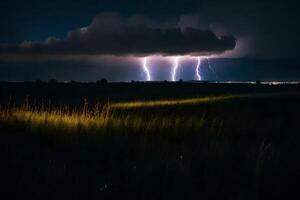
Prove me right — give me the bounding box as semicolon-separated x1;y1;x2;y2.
142;57;151;81
195;56;201;80
171;56;180;81
206;57;218;79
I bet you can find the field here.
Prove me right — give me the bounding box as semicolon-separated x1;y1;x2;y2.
0;82;300;199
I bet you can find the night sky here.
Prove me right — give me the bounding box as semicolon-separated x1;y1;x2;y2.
0;0;300;81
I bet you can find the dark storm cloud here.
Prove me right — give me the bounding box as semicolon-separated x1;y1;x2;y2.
0;13;236;56
197;0;300;59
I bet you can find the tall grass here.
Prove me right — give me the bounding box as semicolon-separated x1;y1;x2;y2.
0;92;296;135
0;92;299;199
0;96;212;135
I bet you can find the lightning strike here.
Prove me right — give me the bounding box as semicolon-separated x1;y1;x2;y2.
195;56;201;80
171;56;180;81
142;57;151;81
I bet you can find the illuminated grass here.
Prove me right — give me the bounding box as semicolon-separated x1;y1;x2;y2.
0;95;230;134
111;92;298;109
110;93;269;108
13;110;108;131
1;91;299;199
0;92;295;134
0;105;207;135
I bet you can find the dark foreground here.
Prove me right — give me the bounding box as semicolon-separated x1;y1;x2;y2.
1;81;300;104
0;82;300;200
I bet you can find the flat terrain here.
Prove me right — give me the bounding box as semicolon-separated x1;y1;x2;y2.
0;82;299;200
1;81;300;104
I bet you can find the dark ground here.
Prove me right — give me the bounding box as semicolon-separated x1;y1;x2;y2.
0;82;300;200
0;81;300;105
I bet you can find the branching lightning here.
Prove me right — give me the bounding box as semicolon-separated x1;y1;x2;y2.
140;56;216;82
195;56;201;80
171;56;180;81
142;57;151;81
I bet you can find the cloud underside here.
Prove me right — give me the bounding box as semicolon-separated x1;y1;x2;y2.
0;13;236;56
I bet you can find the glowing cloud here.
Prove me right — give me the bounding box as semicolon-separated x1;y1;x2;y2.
0;13;236;57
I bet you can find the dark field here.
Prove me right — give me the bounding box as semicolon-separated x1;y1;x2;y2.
0;82;300;200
